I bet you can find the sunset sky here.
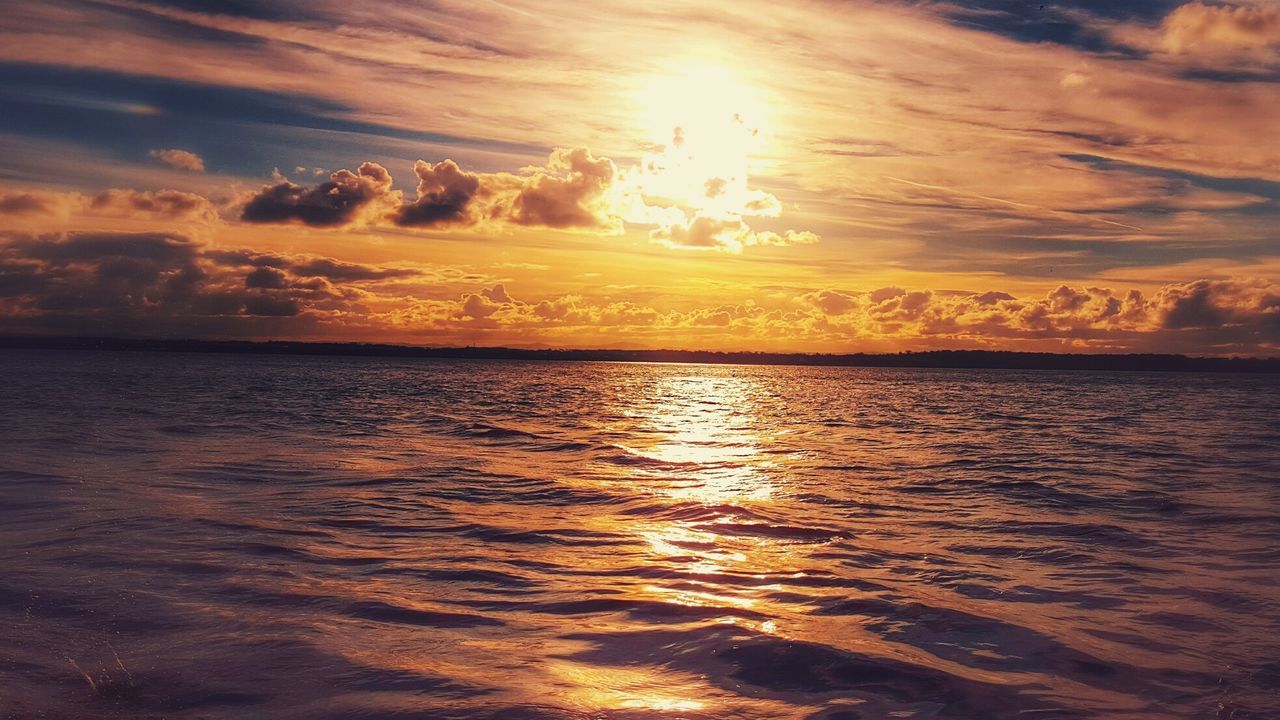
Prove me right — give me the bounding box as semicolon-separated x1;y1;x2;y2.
1;0;1277;354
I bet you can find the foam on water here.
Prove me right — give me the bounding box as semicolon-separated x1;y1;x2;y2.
1;350;1278;719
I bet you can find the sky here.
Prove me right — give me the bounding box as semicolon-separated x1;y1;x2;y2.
0;0;1277;354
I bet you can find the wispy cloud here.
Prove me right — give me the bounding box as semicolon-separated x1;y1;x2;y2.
0;0;1276;351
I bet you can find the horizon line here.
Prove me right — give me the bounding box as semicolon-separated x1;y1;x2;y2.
2;335;1278;373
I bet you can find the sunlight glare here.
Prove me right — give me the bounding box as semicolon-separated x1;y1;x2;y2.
628;64;774;217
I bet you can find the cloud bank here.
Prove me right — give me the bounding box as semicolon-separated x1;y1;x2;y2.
239;141;816;252
0;189;217;224
1;232;1274;353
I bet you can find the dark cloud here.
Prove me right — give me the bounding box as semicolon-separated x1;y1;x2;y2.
0;192;57;215
0;232;204;315
241;162;398;227
291;257;418;282
13;232;199;265
0;258;47;296
241;150;624;232
1155;278;1278;331
203;249;293;268
243;294;300;316
1162;286;1224;328
395;159;482;227
0;232;425;334
212;251;419;283
245;266;287;289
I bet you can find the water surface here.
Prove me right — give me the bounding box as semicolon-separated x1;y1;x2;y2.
1;350;1278;719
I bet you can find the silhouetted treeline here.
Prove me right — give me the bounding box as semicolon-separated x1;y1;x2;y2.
3;335;1278;373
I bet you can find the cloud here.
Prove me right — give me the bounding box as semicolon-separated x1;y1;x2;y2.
16;230;196;262
793;280;1279;352
1;232;207;315
241;162;400;228
0;232;429;334
0;189;217;224
148;148;206;172
801;289;858;315
239;154;619;232
416;279;1277;353
510;147;619;230
242;294;301;317
1159;2;1280;55
395;159;484;227
245;266;287;289
210;249;421;283
2;229;1274;354
0;191;78;218
461;291;502;318
289;257;419;282
238;143;816;251
89;189;218;223
1108;1;1280;75
482;284;513;303
651;214;750;250
1154;277;1280;330
0;194;52;215
974;291;1016;305
650;214;817;253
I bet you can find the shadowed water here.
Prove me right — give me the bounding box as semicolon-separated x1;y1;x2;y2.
1;350;1278;719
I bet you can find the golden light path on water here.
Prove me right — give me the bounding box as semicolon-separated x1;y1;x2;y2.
289;370;799;718
548;371;793;715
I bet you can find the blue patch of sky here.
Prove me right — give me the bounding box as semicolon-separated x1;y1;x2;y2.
100;0;311;21
937;0;1181;55
1061;153;1280;205
0;63;547;179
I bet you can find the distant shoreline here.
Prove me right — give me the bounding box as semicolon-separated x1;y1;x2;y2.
2;335;1277;374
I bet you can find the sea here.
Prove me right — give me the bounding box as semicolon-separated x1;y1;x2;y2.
1;349;1278;719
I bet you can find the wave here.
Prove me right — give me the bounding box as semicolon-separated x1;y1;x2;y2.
2;352;1277;718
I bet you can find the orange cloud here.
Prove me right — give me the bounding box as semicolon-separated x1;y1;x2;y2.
1160;2;1280;55
0;188;217;224
148;148;205;172
2;227;1275;353
651;214;817;253
89;189;218;223
0;191;79;219
510;148;619;231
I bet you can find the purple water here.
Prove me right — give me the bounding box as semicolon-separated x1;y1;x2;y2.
1;350;1278;719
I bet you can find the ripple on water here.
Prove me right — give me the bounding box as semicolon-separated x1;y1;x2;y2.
1;352;1277;718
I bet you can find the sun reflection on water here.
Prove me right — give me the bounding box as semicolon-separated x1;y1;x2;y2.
547;661;708;714
618;372;775;503
541;369;801;713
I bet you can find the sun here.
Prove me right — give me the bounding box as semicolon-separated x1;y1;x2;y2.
634;64;770;150
627;64;775;217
